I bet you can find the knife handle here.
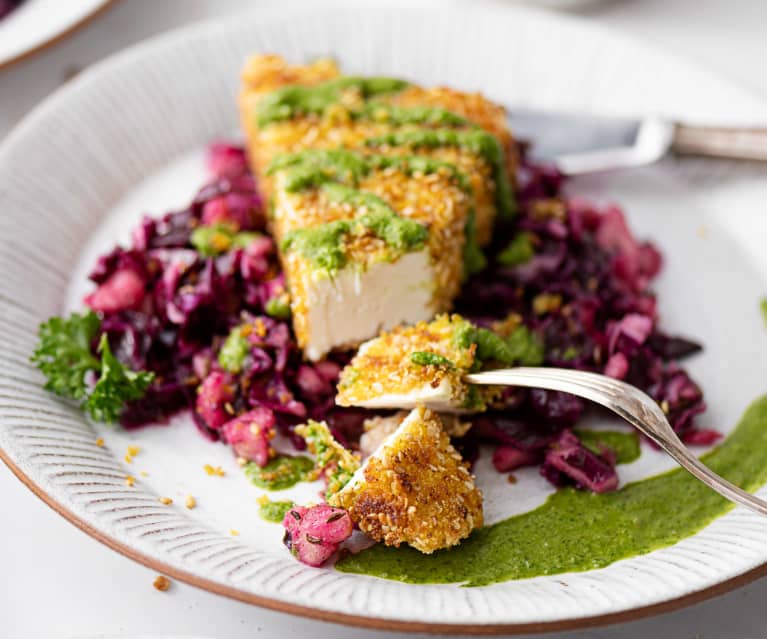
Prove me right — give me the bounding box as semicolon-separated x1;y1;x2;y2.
673;124;767;161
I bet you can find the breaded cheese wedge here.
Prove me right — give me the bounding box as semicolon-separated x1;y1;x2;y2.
329;405;483;553
238;55;517;360
239;55;518;242
268;150;472;359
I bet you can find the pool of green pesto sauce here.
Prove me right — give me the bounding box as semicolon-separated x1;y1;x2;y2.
336;395;767;586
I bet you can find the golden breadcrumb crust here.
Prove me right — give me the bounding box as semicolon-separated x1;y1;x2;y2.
336;314;475;407
238;55;516;354
330;405;483;553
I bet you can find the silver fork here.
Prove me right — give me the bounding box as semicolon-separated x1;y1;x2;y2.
466;367;767;516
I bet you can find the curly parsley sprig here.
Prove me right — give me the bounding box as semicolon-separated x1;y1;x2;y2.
31;311;154;422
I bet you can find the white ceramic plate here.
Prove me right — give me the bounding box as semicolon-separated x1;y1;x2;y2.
1;4;767;633
0;0;111;69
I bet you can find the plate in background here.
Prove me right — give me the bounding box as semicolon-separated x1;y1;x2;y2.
0;0;112;69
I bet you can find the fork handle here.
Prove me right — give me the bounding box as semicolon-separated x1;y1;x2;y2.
673;124;767;161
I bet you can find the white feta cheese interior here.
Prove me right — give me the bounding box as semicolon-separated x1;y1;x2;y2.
301;251;433;361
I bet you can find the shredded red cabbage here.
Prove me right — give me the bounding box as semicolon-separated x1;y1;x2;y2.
86;144;371;460
82;141;715;493
453;150;715;490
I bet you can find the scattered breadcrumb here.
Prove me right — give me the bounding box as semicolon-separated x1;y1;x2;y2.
125;475;135;487
124;445;141;464
140;471;149;477
95;438;104;447
257;494;270;506
507;474;517;484
159;497;173;505
203;464;226;476
153;575;171;592
230;529;240;536
533;292;562;315
185;495;197;509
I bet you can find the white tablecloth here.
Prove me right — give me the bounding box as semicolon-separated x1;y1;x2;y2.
2;1;767;637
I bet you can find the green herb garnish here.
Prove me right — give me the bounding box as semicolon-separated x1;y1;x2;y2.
31;311;101;401
31;312;153;422
85;335;155;423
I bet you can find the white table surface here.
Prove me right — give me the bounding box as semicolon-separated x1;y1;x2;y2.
2;1;767;637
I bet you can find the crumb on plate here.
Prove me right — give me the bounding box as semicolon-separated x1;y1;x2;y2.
153;575;171;592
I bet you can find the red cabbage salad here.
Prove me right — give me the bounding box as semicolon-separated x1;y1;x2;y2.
32;141;716;563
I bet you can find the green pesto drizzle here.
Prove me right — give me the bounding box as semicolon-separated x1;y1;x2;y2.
451;322;544;367
322;183;429;250
365;128;516;218
505;325;545;366
218;325;250;374
473;327;517;364
574;429;641;465
265;296;291;320
280;184;428;272
337;395;767;586
282;219;350;272
410;351;455;368
355;103;470;127
259;499;295;523
256;76;410;126
243;455;314;491
462;210;487;277
190;224;261;257
497;231;536;266
267;148;471;193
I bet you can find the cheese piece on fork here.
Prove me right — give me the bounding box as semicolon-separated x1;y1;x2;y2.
335;312;538;413
336;313;484;412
